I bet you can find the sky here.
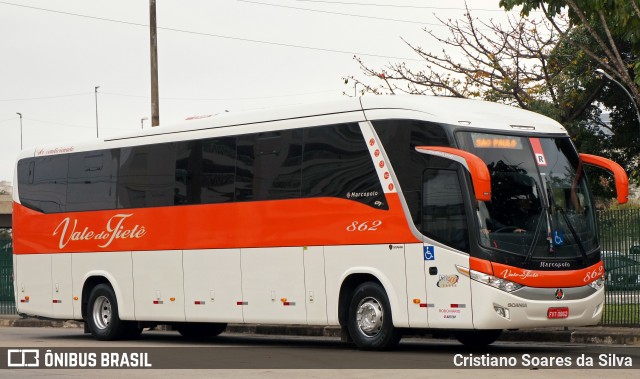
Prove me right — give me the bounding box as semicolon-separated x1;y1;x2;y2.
0;0;527;184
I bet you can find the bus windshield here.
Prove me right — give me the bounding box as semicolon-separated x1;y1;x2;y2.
456;132;598;260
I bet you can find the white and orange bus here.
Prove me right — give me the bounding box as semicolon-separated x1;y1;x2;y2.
12;96;628;349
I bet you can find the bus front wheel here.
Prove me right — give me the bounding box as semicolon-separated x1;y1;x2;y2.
347;282;401;350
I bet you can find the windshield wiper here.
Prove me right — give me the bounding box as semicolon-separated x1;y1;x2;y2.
534;173;588;265
558;208;588;264
522;211;546;265
540;175;556;250
523;177;554;265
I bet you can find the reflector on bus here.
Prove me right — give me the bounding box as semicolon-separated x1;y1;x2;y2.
579;154;629;204
415;146;492;202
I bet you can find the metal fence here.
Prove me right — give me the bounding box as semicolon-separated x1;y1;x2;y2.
598;209;640;326
0;210;639;324
0;238;15;315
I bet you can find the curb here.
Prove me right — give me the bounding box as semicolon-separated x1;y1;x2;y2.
1;317;639;345
0;317;82;329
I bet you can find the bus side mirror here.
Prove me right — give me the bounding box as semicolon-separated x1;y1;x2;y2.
579;154;629;204
415;146;491;202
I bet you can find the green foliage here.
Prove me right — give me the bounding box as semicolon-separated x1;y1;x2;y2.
501;0;640;83
501;0;640;40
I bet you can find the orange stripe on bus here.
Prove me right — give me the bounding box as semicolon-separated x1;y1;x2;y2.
486;260;604;288
12;194;419;254
469;256;493;275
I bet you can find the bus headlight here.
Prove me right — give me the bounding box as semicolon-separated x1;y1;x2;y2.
588;277;604;291
456;265;523;293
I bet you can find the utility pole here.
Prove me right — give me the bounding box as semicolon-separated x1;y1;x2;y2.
150;0;160;127
95;86;100;138
16;112;23;150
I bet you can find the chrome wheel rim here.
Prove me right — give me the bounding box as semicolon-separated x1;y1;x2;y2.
92;295;112;330
356;297;383;336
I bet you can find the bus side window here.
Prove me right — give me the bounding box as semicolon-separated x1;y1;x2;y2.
66;149;118;212
301;123;386;209
235;130;303;202
372;119;450;226
422;168;469;253
28;161;35;184
20;156;69;213
118;143;176;209
175;137;237;205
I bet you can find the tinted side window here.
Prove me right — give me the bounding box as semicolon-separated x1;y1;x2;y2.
373;119;450;225
175;137;236;205
17;156;68;213
66;150;118;212
118;143;176;208
373;119;450;191
423;168;469;252
302;123;386;209
235;130;303;201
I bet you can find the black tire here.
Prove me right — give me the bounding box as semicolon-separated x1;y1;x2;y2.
176;322;227;339
347;282;401;350
86;283;134;341
454;330;502;347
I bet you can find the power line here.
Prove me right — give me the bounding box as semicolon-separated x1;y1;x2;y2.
292;0;531;12
102;88;344;101
0;1;424;62
238;0;442;26
23;117;91;130
0;92;90;102
0;88;344;105
24;117;130;131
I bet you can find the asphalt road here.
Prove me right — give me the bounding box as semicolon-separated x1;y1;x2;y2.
0;327;639;377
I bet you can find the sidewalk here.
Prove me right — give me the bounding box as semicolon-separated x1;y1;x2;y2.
1;314;639;345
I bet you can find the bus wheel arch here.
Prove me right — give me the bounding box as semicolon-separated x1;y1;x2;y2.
82;277;141;340
81;276;112;320
338;273;401;350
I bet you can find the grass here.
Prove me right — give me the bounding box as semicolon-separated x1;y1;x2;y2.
601;303;640;325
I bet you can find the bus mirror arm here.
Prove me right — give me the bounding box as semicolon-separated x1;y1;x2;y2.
415;146;491;202
579;154;629;204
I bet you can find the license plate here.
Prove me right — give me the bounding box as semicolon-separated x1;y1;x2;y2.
547;307;569;319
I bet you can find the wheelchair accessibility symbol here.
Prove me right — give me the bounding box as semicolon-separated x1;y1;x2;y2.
423;245;435;261
553;230;565;246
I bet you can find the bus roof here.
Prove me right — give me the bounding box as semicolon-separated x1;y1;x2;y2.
360;96;566;134
20;95;567;159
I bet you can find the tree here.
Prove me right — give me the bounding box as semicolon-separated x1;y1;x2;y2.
501;0;640;182
346;4;639;192
501;0;640;101
345;6;605;130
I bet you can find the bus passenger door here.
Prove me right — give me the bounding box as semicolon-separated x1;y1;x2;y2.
405;243;429;327
422;168;473;329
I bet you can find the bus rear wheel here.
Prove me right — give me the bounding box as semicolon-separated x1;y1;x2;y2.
453;330;502;347
87;283;138;340
347;282;401;350
176;323;227;339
